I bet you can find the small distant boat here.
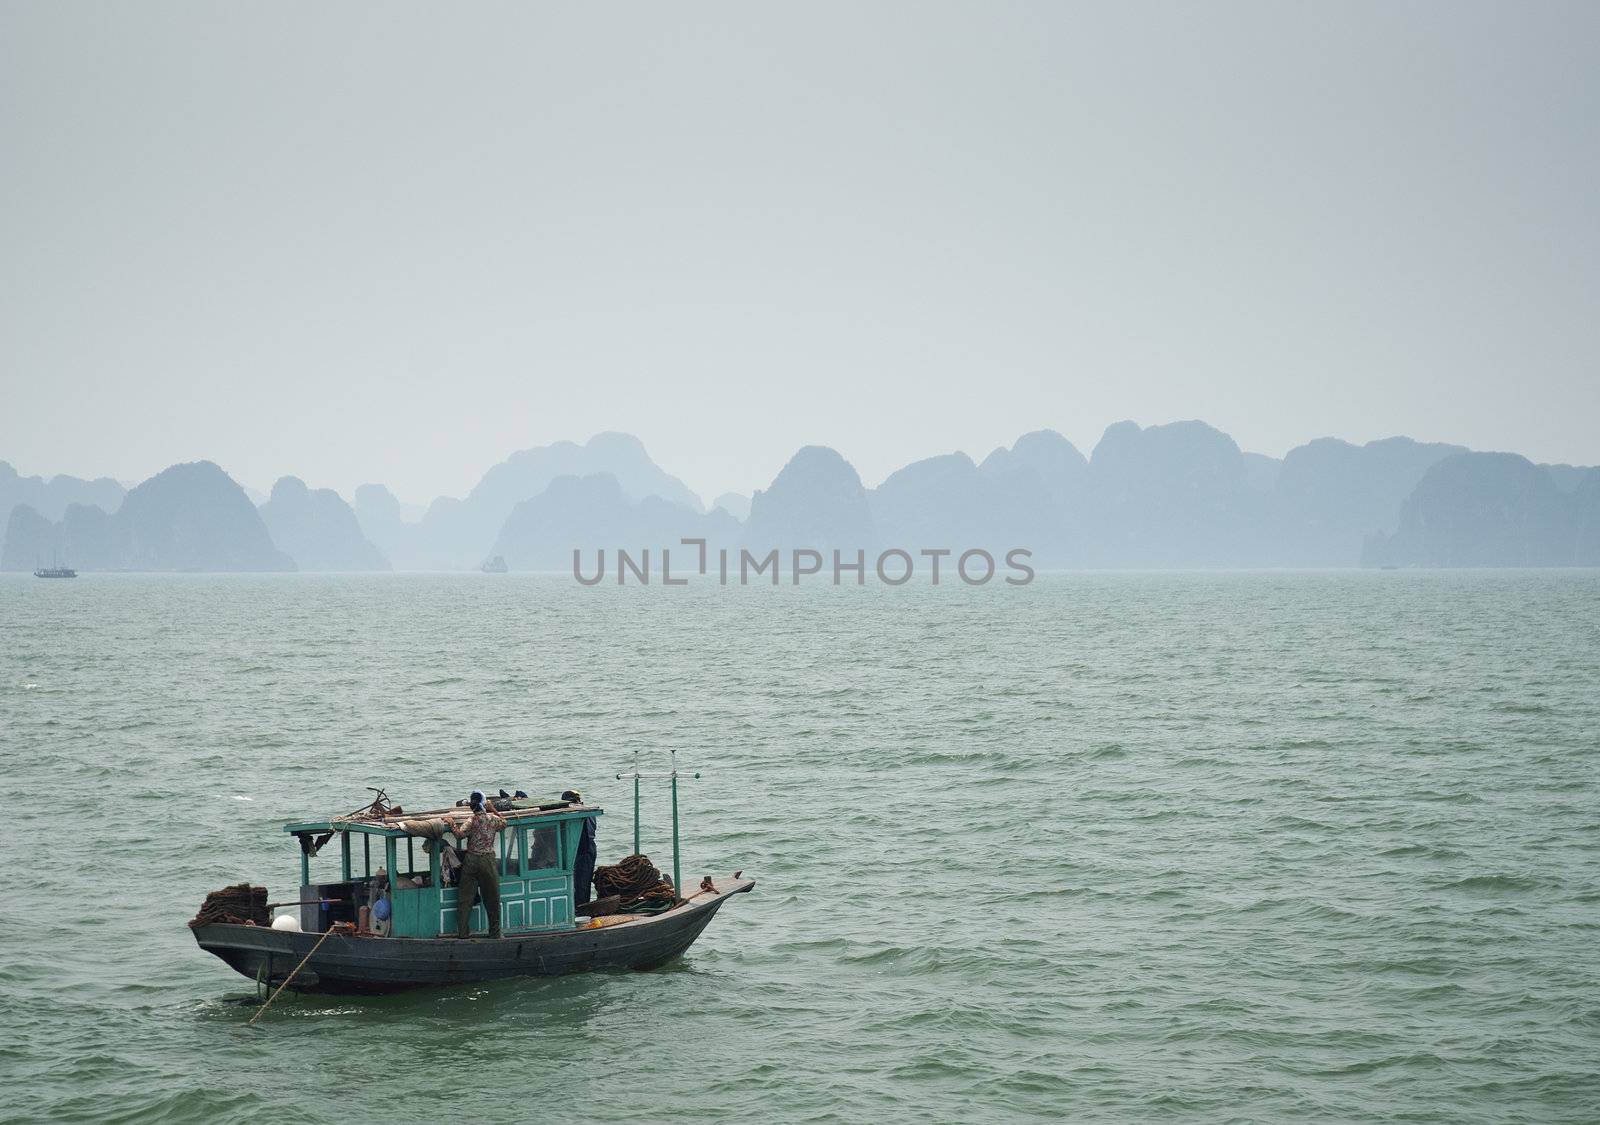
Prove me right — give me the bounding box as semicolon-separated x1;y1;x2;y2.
481;555;508;573
33;565;76;579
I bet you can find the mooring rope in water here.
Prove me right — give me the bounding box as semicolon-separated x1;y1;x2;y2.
248;923;352;1026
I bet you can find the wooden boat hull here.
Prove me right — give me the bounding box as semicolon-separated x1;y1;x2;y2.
194;877;753;994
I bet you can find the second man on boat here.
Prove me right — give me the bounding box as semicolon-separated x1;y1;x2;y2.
450;790;507;939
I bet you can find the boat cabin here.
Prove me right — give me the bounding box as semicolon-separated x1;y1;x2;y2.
283;800;601;938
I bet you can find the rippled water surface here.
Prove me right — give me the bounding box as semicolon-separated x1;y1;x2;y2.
2;572;1597;1122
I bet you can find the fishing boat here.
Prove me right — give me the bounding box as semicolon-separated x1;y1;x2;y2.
191;758;752;994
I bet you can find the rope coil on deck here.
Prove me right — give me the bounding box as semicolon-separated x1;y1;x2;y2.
593;854;678;908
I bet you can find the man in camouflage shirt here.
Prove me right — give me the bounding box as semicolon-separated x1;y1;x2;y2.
450;791;507;938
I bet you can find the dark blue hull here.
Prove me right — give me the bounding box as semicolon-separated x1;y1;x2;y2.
194;878;752;994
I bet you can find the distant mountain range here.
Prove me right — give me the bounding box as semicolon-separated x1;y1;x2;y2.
0;461;126;524
3;423;1597;572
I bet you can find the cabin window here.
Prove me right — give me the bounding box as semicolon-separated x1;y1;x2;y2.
498;828;518;875
395;836;432;887
525;826;559;873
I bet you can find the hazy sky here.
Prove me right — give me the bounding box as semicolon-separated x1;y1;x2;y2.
2;2;1596;504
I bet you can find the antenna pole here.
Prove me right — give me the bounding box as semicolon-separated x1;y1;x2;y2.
617;750;643;856
615;751;700;896
670;749;681;896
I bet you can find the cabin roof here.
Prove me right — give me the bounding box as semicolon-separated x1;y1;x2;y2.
284;799;602;836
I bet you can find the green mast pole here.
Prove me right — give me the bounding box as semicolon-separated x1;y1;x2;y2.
616;750;698;888
670;748;681;897
617;750;643;857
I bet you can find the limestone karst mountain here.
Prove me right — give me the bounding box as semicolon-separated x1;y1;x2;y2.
975;429;1091;565
0;461;125;522
2;503;97;570
258;477;388;571
1081;420;1270;566
870;451;1072;566
381;433;703;568
0;461;126;560
743;446;876;557
979;429;1090;513
353;483;410;564
1270;436;1466;565
491;473;738;572
1362;452;1600;567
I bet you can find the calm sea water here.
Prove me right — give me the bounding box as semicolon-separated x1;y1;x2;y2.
1;572;1597;1123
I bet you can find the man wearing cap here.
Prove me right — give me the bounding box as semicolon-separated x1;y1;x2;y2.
450;790;506;939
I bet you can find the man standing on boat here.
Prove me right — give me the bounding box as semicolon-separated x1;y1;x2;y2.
450;790;506;939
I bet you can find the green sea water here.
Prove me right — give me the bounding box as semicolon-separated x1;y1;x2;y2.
1;572;1597;1123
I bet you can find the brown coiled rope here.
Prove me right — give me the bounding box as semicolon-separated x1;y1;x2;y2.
593;854;677;905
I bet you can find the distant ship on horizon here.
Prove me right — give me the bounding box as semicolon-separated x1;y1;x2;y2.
481;555;508;573
34;562;77;578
